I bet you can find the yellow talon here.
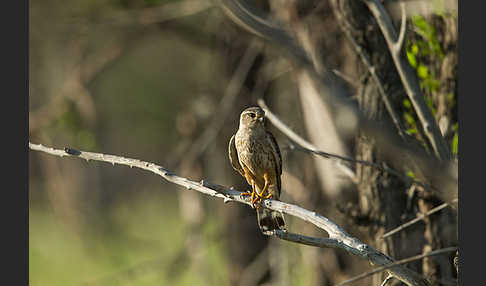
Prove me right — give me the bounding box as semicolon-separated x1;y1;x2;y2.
255;193;272;210
240;190;252;197
251;191;256;207
242;178;273;209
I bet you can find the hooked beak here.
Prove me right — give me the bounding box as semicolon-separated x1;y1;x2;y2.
258;116;264;122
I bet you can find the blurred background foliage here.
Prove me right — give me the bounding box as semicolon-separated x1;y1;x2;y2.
29;0;457;285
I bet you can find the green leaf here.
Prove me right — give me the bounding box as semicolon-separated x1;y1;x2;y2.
417;64;429;79
404;113;416;125
412;16;428;31
406;128;417;135
411;44;419;55
407;51;417;68
402;99;412;109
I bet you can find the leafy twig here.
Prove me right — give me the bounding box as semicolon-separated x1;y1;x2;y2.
362;0;451;160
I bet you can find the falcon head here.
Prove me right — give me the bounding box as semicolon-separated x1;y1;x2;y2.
239;106;265;128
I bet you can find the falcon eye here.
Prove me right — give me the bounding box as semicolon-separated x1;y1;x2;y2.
249;113;256;118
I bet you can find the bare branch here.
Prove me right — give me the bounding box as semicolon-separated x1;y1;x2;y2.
362;0;451;160
381;274;394;286
333;247;457;286
381;200;455;239
257;99;357;182
30;143;244;209
267;198;431;286
331;69;359;89
30;141;430;286
258;99;435;193
395;2;407;53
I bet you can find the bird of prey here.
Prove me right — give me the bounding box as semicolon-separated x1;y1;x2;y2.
228;106;286;233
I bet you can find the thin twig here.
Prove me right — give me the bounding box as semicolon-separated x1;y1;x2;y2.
29;142;244;204
395;2;407;53
381;274;394;286
258;99;433;192
333;246;457;286
257;98;357;182
332;69;359;89
30;141;430;286
381;200;456;239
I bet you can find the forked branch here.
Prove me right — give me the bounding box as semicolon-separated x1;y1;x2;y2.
29;142;429;286
362;0;451;160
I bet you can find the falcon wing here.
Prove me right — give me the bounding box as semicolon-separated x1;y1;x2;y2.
266;131;282;175
228;134;245;177
266;131;282;195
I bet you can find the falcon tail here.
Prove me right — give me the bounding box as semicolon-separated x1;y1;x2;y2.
257;208;286;234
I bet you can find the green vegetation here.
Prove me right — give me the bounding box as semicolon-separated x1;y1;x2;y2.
404;14;458;156
29;191;230;285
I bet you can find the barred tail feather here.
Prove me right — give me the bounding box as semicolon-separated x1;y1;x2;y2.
257;208;286;234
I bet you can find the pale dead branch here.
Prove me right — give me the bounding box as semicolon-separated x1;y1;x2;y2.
257;98;357;183
396;2;407;54
258;99;435;193
29;141;431;286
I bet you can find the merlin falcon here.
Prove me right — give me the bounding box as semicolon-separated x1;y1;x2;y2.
228;106;286;233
